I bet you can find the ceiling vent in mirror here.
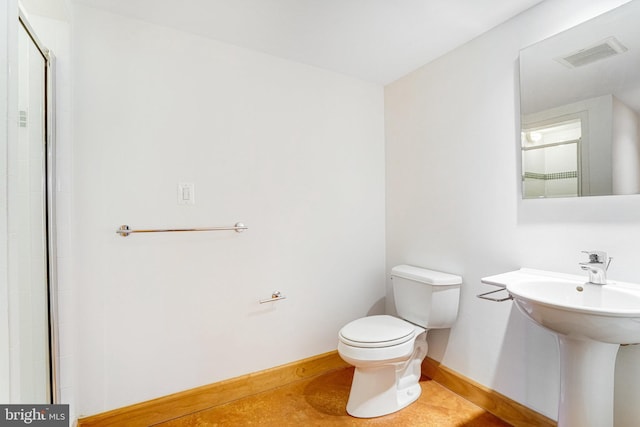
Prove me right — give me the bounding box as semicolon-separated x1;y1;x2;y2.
555;37;628;68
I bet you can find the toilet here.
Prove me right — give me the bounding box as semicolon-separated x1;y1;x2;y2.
337;264;462;418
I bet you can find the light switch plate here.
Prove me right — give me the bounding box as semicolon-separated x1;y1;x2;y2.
177;182;195;205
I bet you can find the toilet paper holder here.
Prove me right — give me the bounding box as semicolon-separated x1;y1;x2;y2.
259;291;287;304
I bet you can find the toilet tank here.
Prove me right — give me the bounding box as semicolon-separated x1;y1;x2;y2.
391;265;462;329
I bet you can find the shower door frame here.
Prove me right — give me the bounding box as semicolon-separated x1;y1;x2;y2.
18;8;60;404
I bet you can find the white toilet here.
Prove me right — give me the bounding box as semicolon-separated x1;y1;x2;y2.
337;264;462;418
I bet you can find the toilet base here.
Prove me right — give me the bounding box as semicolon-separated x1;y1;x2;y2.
345;333;427;418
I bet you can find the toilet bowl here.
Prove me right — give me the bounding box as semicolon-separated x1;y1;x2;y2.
337;265;462;418
338;315;427;418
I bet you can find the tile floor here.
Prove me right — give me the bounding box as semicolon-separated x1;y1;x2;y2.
154;367;512;426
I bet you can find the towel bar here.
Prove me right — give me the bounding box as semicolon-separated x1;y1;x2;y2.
116;222;247;237
477;286;513;302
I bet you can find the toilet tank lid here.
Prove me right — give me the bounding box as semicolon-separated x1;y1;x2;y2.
391;265;462;285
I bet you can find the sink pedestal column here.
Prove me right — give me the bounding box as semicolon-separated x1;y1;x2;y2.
558;336;619;427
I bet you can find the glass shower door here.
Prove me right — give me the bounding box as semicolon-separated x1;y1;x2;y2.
14;18;51;403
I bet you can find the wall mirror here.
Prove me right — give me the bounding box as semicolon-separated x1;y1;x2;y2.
519;1;640;199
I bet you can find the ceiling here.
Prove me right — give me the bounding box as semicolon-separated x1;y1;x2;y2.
520;0;640;114
24;0;545;84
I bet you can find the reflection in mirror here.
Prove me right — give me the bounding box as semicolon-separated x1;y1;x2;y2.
522;119;580;198
519;1;640;198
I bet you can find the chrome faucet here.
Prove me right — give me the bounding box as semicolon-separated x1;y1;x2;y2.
579;251;612;285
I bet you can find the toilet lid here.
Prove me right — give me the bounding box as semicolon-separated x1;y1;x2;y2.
339;315;416;348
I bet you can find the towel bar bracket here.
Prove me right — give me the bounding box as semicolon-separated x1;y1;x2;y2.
259;291;287;304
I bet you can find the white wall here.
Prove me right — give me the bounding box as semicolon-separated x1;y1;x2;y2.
71;4;385;418
385;0;640;422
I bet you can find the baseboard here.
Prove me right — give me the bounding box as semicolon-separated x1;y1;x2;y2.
422;357;557;427
77;351;349;427
78;352;556;427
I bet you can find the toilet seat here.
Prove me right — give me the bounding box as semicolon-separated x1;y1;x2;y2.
339;315;416;348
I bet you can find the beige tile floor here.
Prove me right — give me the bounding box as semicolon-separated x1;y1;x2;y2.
154;367;512;426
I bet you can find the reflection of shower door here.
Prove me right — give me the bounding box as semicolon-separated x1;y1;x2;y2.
13;15;55;403
522;141;579;198
521;119;581;199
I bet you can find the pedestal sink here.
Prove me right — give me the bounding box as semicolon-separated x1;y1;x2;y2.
482;268;640;427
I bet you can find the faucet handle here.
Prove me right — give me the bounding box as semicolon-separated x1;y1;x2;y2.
581;250;607;264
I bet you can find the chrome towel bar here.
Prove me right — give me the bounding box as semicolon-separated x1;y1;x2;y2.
116;222;247;237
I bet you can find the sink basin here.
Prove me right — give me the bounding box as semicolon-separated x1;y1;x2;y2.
482;268;640;427
504;271;640;344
